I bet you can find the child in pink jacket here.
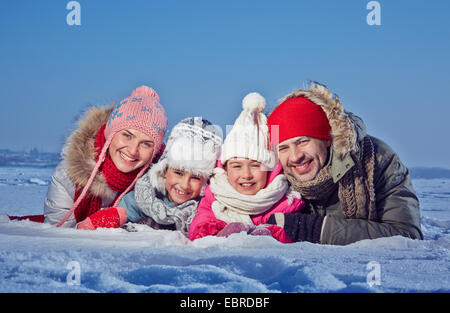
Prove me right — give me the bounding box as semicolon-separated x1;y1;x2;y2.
189;92;305;243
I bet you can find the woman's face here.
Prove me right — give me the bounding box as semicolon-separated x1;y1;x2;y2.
164;168;206;204
109;129;155;173
225;158;268;195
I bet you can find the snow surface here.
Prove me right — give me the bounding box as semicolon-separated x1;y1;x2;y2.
0;166;449;293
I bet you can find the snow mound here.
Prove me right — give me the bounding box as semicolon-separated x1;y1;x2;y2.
0;218;449;293
0;168;449;293
28;178;48;185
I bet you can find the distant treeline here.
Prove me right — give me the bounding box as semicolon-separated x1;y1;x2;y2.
409;167;450;179
0;148;60;168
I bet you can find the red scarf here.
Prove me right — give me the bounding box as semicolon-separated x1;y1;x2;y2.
73;125;140;222
8;125;164;224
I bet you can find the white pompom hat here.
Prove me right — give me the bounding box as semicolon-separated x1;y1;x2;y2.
220;92;276;168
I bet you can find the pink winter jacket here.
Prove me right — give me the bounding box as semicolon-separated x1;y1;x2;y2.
188;163;306;243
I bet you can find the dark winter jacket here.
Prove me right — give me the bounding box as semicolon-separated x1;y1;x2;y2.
314;134;422;245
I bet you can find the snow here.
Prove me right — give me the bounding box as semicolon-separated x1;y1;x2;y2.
0;166;449;293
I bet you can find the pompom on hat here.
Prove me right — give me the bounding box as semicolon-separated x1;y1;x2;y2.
241;91;266;112
57;86;167;227
220;92;276;169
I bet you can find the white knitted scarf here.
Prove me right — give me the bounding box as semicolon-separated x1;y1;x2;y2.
209;167;289;225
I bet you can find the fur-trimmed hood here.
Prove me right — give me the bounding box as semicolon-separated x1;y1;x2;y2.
276;82;367;160
274;82;368;182
61;106;116;199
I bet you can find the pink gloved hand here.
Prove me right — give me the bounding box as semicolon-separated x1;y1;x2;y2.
248;226;272;237
216;222;273;237
216;222;254;237
216;222;252;237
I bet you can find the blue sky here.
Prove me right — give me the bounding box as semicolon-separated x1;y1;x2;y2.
1;0;449;168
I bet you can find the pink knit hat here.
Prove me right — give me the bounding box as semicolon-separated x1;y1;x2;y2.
104;85;167;157
57;86;167;227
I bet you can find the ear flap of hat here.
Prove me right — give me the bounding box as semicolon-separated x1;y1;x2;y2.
146;157;169;196
57;139;111;227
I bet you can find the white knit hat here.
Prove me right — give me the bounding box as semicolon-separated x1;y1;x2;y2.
221;92;276;168
146;117;223;195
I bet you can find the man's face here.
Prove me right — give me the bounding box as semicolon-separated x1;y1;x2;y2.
277;136;331;182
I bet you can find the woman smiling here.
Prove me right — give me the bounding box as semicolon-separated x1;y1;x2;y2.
43;86;167;228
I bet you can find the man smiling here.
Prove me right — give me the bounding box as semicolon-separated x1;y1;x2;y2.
267;82;423;245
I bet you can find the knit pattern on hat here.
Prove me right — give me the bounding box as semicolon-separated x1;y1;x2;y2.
267;94;331;147
145;117;223;196
221;92;276;168
165;117;222;176
105;86;167;157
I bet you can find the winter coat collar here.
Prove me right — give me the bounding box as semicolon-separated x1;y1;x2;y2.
62;106;116;199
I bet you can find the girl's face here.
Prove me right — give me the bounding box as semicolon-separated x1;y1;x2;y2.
164;168;206;204
109;129;155;173
225;158;268;195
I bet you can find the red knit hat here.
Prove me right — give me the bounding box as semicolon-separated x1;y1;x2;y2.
267;96;331;147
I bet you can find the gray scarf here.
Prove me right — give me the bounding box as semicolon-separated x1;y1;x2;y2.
134;173;199;236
